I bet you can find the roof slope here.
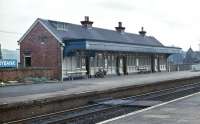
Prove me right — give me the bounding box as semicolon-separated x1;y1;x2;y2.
40;18;164;47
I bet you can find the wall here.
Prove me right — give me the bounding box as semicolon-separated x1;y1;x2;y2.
168;64;191;72
20;22;61;80
0;68;56;81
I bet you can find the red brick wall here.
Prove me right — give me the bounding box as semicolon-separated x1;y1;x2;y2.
20;22;61;80
0;68;55;81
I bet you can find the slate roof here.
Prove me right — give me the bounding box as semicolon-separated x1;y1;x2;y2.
39;18;164;47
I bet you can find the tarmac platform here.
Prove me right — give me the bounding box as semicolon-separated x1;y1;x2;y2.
1;71;200;105
99;91;200;124
1;71;200;123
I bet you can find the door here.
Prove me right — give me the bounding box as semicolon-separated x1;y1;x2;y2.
123;56;127;75
85;56;90;77
116;56;127;75
157;57;161;72
151;55;155;72
116;56;120;75
24;55;31;67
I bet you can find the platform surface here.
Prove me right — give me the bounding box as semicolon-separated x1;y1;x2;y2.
1;71;200;105
100;92;200;124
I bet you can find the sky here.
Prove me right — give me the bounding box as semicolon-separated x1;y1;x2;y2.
0;0;200;51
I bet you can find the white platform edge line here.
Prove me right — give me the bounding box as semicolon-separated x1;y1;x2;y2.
97;91;200;124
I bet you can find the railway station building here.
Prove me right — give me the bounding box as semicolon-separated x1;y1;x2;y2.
19;16;181;80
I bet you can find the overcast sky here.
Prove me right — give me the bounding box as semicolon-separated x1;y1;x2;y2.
0;0;200;51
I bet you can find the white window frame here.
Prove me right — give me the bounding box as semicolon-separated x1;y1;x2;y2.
24;55;31;67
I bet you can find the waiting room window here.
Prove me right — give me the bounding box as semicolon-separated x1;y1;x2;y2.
112;55;116;67
76;56;81;68
107;55;112;67
97;53;103;67
24;56;31;67
90;57;94;67
81;57;86;69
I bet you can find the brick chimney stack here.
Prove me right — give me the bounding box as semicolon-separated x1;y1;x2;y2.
80;16;93;28
139;27;147;36
115;22;125;33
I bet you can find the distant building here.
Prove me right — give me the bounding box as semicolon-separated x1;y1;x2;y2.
183;47;200;64
18;16;181;80
0;44;2;59
168;51;185;64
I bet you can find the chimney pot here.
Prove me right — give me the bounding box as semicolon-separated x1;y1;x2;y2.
115;22;125;33
81;16;93;28
85;16;89;21
139;26;146;36
119;22;122;27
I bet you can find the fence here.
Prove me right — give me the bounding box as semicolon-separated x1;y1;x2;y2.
0;67;56;81
168;64;192;72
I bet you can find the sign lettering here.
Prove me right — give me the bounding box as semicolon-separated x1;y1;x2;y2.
0;59;17;68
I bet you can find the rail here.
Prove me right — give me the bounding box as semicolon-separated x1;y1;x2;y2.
6;82;200;124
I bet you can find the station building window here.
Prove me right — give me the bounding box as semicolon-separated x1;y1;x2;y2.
138;56;149;66
112;55;116;67
97;53;103;67
24;55;31;67
76;56;81;69
90;57;95;67
107;55;112;67
131;56;136;66
127;55;130;66
104;58;108;69
81;57;86;69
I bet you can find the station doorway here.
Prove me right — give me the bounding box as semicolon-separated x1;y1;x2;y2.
116;56;127;75
24;56;31;67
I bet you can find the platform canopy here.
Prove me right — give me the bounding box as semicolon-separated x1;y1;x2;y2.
63;39;181;56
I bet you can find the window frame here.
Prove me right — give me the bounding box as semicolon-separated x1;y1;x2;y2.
24;55;32;67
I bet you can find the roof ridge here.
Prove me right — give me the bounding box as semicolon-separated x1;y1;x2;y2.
44;19;145;36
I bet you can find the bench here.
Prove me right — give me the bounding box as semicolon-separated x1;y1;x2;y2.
138;66;150;74
66;70;87;80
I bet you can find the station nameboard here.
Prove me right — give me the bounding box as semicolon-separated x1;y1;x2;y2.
0;59;17;68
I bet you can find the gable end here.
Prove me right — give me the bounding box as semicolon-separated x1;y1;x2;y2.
18;18;62;44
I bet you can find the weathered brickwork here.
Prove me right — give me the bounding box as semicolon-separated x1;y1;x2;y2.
0;68;55;81
20;22;61;80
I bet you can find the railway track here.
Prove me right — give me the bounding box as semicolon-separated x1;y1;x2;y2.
5;82;200;124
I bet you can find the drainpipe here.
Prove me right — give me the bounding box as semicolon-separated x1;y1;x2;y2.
60;42;65;82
